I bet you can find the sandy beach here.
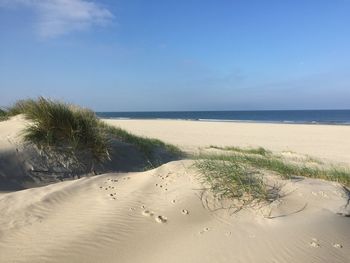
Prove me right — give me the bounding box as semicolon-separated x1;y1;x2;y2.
105;119;350;164
2;0;349;261
0;117;349;263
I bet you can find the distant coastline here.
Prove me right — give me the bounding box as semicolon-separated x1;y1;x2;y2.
97;110;350;125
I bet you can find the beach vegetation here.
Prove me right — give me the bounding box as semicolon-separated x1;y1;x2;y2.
20;97;109;163
0;108;8;121
196;154;279;207
196;147;350;209
100;123;184;159
197;149;350;194
6;98;36;116
209;145;270;156
13;97;183;171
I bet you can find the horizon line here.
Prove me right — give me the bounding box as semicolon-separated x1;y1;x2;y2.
95;109;350;113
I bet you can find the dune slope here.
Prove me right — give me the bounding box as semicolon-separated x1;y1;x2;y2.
0;117;178;191
0;160;349;263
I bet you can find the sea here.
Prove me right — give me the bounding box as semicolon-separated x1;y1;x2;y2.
96;110;350;125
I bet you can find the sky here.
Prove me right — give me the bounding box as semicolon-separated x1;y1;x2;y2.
1;0;350;111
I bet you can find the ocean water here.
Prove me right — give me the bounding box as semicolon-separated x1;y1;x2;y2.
96;110;350;125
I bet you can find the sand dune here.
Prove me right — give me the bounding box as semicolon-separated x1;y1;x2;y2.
0;160;349;263
0;118;350;262
0;116;178;191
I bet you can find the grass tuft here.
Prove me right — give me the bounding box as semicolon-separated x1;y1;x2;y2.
196;156;277;206
100;123;183;158
209;145;270;156
198;151;350;187
7;99;36;116
196;147;350;210
8;97;183;172
21;97;109;163
0;107;8;121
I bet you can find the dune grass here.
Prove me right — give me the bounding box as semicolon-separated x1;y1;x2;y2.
18;97;109;163
209;145;270;156
100;123;183;158
196;155;278;205
197;147;350;190
195;146;350;209
0;108;8;121
1;99;44;120
8;97;183;171
7;99;32;116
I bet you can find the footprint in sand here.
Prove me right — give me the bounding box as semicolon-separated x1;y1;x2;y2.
155;215;167;223
171;200;176;204
142;210;154;217
199;227;210;234
181;209;189;215
310;238;320;248
333;243;343;248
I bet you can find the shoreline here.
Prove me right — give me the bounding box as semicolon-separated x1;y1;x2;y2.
99;117;350;126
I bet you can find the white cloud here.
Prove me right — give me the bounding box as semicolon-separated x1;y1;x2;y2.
0;0;114;38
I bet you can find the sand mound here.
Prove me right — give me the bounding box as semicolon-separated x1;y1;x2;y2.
0;160;349;263
0;117;177;191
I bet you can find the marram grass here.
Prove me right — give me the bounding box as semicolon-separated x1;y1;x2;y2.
100;123;183;158
196;146;350;208
20;97;109;162
209;145;271;156
6;98;37;116
0;108;8;121
196;156;277;204
9;97;183;170
197;147;350;188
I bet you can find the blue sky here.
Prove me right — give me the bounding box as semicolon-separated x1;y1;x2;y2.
1;0;350;111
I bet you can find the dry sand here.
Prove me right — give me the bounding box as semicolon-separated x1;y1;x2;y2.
105;119;350;165
0;118;349;263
